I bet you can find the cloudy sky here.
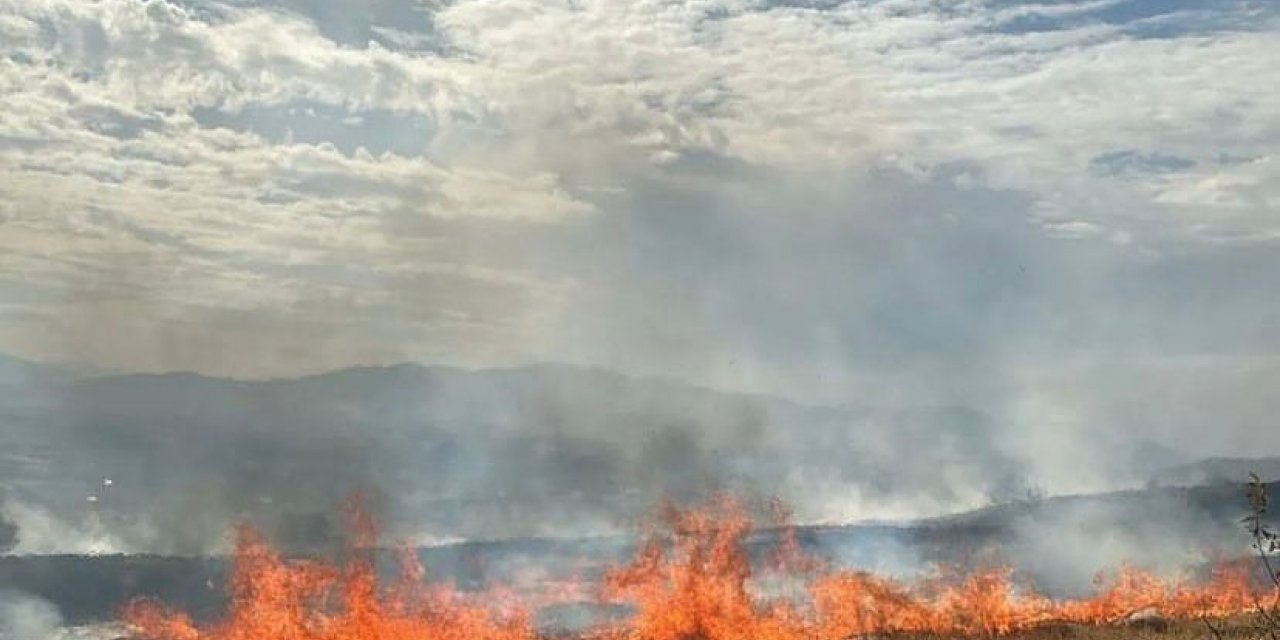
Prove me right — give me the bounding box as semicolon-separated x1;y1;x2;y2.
0;0;1278;451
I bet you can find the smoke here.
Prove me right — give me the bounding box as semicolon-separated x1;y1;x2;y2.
0;359;1051;552
0;590;63;640
905;480;1269;597
0;348;1259;565
0;511;16;555
0;499;130;556
0;0;1274;615
1006;511;1210;596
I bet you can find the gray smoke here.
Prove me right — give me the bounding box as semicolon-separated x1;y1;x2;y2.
0;590;63;640
0;1;1274;612
2;344;1271;567
0;511;16;555
1;356;1054;553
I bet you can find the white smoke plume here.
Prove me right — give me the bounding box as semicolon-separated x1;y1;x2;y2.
0;591;63;640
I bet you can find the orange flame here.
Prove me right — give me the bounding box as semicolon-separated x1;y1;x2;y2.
123;497;1275;640
124;503;535;640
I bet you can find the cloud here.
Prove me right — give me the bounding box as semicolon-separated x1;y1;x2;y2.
1;0;1277;376
0;0;601;374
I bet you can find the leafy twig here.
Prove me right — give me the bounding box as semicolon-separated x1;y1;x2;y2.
1244;473;1280;640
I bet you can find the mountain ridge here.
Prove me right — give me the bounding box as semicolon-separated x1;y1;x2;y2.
0;352;1233;559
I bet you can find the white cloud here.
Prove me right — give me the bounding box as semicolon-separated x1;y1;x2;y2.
0;0;601;372
0;0;1276;384
423;0;1280;242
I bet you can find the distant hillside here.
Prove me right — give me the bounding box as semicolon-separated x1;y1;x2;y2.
1;358;1041;554
1150;457;1280;487
0;353;75;387
0;355;1208;558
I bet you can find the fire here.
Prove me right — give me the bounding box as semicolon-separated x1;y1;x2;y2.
596;496;809;640
124;496;1275;640
124;501;536;640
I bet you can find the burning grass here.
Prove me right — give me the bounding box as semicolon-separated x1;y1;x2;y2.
852;617;1270;640
122;496;1277;640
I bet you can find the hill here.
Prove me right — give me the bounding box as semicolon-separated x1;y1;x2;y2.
0;356;1203;557
1150;457;1280;487
0;358;1043;554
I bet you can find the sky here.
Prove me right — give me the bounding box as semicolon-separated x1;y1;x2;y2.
0;0;1278;454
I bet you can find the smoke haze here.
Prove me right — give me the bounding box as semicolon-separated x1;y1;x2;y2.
0;2;1277;632
0;590;63;640
0;355;1262;562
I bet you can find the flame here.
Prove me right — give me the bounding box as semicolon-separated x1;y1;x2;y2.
597;496;809;640
124;501;535;640
124;496;1275;640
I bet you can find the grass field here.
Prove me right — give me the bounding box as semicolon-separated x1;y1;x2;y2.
887;616;1266;640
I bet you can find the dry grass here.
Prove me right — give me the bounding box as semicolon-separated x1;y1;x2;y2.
882;616;1268;640
542;616;1274;640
